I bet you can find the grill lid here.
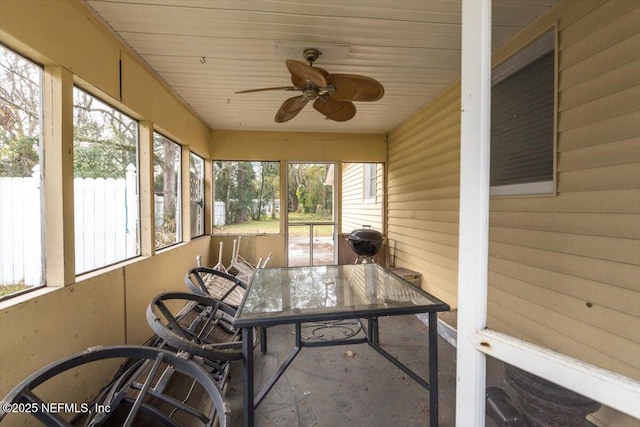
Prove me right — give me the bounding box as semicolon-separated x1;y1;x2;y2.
347;227;383;257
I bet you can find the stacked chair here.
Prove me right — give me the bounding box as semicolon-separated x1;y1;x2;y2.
0;290;236;426
186;237;271;310
227;236;271;283
146;291;244;388
136;238;273;421
0;240;270;426
185;239;271;352
0;344;230;426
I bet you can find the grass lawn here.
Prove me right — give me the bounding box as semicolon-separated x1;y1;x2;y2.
215;219;279;234
215;213;334;236
0;284;30;297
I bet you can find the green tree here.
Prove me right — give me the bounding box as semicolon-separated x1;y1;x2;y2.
153;134;180;225
288;163;332;217
232;162;256;223
214;160;235;224
0;135;38;176
0;48;41;178
73;89;137;179
215;161;280;225
262;162;280;220
253;161;280;220
287;163;303;213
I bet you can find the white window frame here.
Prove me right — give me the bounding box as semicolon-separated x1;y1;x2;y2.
189;152;205;238
490;29;556;197
153;132;183;250
0;45;45;298
363;163;377;202
72;86;140;274
212;160;281;235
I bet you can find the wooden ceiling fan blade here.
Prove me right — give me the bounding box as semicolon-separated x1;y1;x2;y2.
286;60;328;88
313;97;356;122
327;74;384;102
275;95;310;123
235;86;297;94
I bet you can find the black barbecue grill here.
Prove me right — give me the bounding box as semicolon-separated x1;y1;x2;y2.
347;226;384;263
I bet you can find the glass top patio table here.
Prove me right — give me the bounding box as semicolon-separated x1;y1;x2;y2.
233;263;450;328
233;263;450;427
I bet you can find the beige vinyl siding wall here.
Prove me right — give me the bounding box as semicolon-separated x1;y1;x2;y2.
341;163;384;234
387;0;640;386
489;0;640;382
387;85;461;305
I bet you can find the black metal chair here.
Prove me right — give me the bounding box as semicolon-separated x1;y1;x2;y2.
0;345;230;427
147;292;243;362
146;291;245;389
185;267;269;352
185;267;247;308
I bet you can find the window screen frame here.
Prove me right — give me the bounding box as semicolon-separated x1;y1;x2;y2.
0;44;46;298
212;160;281;235
153;131;183;250
490;27;558;197
72;86;141;274
189;152;205;238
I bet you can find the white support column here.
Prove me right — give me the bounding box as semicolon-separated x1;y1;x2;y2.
456;0;492;426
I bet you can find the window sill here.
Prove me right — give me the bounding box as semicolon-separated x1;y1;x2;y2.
490;181;554;197
0;285;59;310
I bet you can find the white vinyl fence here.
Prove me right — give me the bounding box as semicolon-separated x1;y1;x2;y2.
214;201;226;226
0;165;138;285
74;164;138;274
0;167;43;286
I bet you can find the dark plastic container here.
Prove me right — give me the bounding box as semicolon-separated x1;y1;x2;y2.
486;387;527;426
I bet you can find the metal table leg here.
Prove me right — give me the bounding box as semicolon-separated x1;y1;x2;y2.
367;317;380;344
260;326;268;353
429;312;439;426
242;327;255;427
254;323;301;407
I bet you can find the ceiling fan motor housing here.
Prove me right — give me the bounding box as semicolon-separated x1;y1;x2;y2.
302;88;319;99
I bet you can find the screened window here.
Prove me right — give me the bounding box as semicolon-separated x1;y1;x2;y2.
491;30;555;196
0;45;44;298
190;152;205;237
213;161;280;234
364;163;378;202
73;87;139;274
154;132;182;249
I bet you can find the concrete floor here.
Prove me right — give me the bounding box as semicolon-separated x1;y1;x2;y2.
287;235;335;267
224;314;515;427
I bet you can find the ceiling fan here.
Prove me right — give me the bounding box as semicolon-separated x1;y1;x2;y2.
235;48;384;123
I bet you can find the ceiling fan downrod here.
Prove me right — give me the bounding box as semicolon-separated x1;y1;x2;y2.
303;48;321;66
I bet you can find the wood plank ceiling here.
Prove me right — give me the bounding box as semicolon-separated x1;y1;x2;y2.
83;0;557;134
